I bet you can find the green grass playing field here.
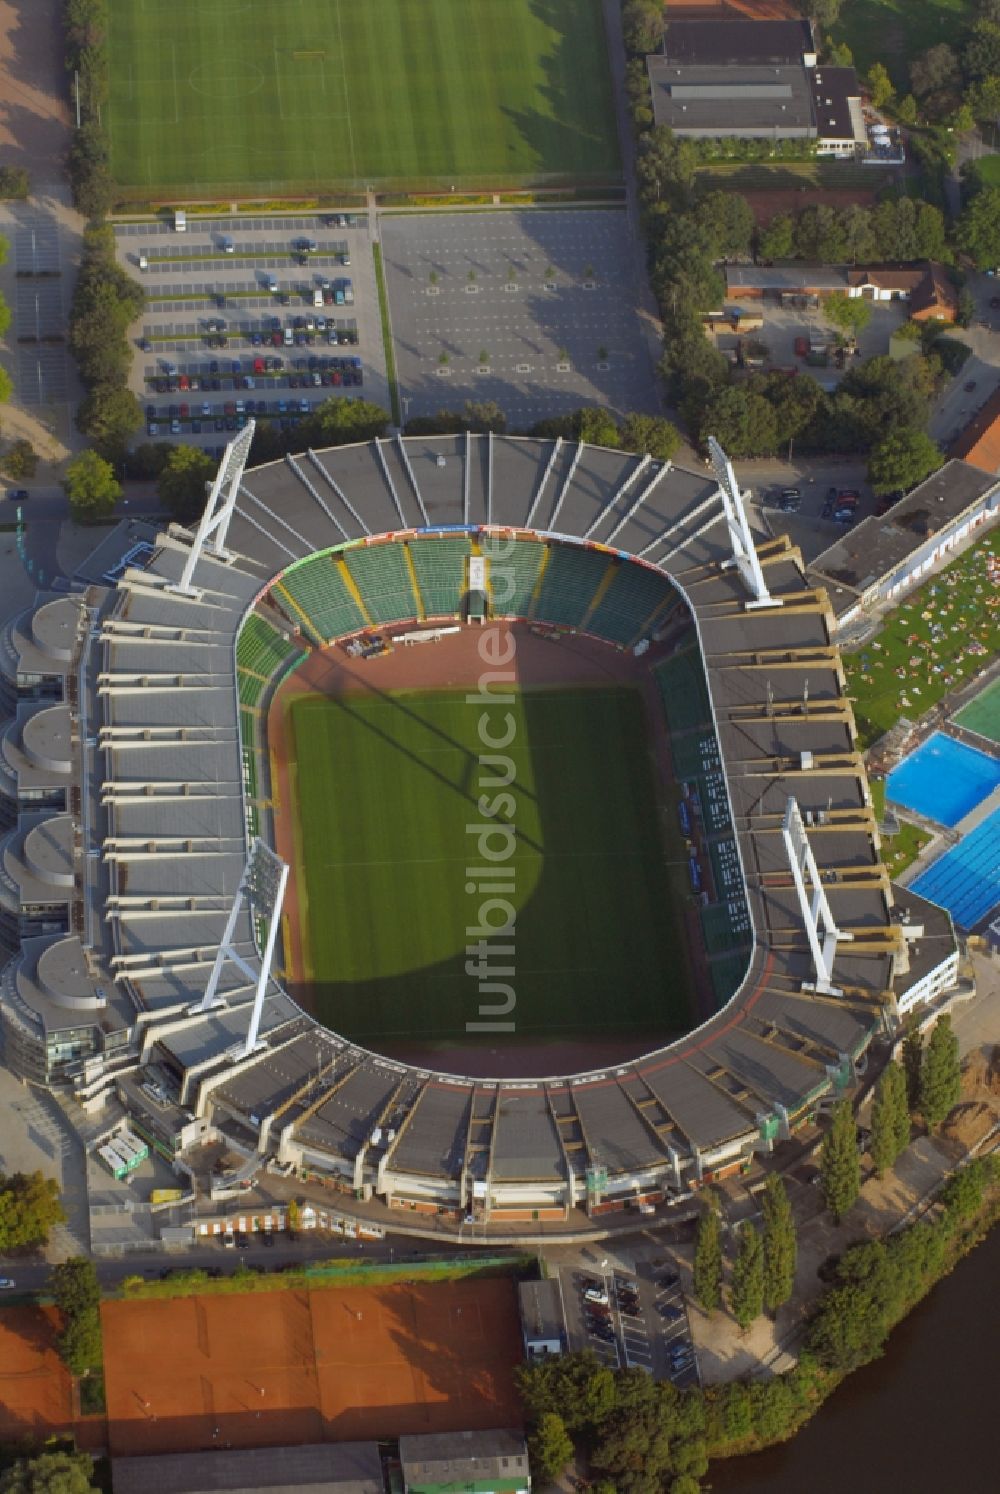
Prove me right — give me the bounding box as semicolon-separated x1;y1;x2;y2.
954;676;1000;745
287;686;691;1049
833;0;972;87
107;0;620;195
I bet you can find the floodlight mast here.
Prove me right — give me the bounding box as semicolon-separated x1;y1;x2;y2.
707;435;780;609
193;838;289;1059
782;796;846;995
169;421;256;596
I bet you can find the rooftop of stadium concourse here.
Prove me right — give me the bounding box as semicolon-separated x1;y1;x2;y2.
1;704;74;791
152;997;306;1072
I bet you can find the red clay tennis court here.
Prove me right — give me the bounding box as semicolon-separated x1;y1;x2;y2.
101;1278;524;1455
0;1306;76;1442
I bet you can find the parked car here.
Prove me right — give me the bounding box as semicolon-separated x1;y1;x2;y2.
0;1278;17;1289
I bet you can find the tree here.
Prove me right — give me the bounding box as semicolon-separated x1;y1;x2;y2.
820;1099;860;1223
157;444;215;523
919;1014;961;1128
804;0;842;27
870;1062;909;1177
0;295;11;340
963;18;1000;81
757;212;795;261
0;1451;99;1494
2;438;38;479
693;1203;723;1312
287;1198;301;1231
868;427;943;495
622;0;664;57
50;1257;100;1318
910;44;960;100
0;1170;64;1251
619;412;681;461
730;1222;764;1331
76;383;143;459
575;406;621;447
866;62;895;110
957;184;1000;268
693;190;755;260
0;365;13;405
461;399;506;434
691;386;779;458
58;1307;102;1377
0;164;30;199
902;1029;924;1111
825;293;872;335
761;1175;797;1314
63;448;120;520
897;93;920;124
527;1411;574;1483
304;396;390;447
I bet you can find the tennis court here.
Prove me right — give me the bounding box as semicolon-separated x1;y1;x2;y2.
101;1278;523;1455
0;1307;76;1442
910;807;1000;930
954;677;1000;747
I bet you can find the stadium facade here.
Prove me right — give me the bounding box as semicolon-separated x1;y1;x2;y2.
0;434;957;1232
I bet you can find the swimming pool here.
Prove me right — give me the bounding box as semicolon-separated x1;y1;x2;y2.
886;733;1000;827
910;808;1000;930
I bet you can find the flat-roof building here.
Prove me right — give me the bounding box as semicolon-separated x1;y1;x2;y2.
112;1443;384;1494
518;1278;565;1358
807;460;1000;628
399;1430;529;1494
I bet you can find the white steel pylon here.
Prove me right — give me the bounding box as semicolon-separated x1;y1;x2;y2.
169;421;256;596
782;796;849;994
708;436;780;609
194;837;288;1058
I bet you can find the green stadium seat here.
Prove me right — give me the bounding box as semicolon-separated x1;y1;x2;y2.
532;545;610;629
279;554;367;642
408;536;471;617
236;614;300;707
586;560;673;647
343;544;418;625
654;650;713;736
488;539;547;618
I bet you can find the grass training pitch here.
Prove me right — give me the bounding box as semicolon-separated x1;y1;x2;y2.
107;0;620;194
285;685;687;1048
833;0;972;85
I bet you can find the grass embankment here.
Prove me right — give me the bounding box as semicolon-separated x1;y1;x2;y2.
119;1254;531;1300
371;242;401;426
869;777;932;876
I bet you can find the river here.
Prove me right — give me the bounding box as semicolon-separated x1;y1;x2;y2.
707;1223;999;1494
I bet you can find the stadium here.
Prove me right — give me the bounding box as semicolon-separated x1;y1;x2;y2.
0;432;933;1233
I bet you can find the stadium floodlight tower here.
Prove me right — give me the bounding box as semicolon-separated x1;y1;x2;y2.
168;421;256;596
707;435;781;610
782;796;849;996
192;836;289;1059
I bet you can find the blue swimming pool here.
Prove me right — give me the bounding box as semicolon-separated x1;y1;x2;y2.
911;808;1000;930
886;733;1000;827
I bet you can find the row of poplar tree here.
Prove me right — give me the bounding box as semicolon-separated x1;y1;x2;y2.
692;1015;963;1328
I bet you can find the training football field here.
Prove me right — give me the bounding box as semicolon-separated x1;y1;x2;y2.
286;686;690;1049
107;0;620;194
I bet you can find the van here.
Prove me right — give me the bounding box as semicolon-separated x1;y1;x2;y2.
283;327;294;346
313;288;324;307
583;1286;609;1305
138;253;148;271
174;209;186;233
220;236;234;254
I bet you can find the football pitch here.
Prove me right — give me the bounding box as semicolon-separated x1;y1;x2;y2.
285;686;691;1049
107;0;620;195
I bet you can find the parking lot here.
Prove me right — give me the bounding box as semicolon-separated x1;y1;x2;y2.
114;214;388;447
381;210;659;429
559;1258;698;1385
733;299;908;385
